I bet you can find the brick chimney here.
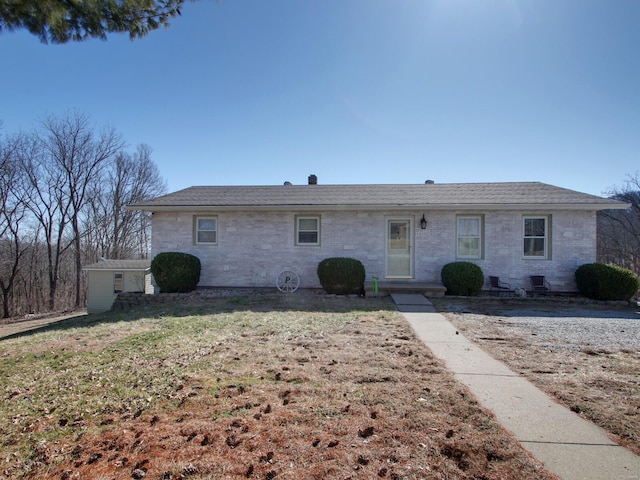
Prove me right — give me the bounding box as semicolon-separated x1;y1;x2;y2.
308;174;318;185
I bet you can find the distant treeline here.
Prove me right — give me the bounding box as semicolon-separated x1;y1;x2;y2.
0;112;167;318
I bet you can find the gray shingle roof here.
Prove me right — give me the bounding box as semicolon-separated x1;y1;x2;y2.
129;182;627;212
83;259;151;271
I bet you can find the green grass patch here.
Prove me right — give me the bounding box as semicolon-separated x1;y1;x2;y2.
0;294;556;480
0;296;391;474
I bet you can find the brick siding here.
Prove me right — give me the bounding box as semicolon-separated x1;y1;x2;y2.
151;209;597;292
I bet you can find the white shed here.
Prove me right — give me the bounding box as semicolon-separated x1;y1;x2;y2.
83;259;153;314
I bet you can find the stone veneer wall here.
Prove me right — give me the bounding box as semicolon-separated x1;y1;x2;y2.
111;292;181;310
111;288;278;310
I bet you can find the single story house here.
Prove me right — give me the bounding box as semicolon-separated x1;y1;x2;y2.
83;259;153;313
129;176;628;294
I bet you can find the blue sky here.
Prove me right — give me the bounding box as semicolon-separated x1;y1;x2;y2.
1;0;638;196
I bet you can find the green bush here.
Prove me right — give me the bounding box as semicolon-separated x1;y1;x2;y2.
575;263;638;301
151;252;201;293
441;261;484;296
317;257;365;295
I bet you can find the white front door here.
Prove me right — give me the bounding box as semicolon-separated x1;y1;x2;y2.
386;218;413;278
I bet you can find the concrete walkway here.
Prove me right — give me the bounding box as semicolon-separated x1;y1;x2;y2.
391;293;640;480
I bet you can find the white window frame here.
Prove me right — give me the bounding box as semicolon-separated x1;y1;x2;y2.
296;215;320;246
194;216;218;245
523;215;550;259
114;272;124;294
456;215;483;259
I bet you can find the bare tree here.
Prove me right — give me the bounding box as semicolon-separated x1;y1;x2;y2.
84;144;166;261
14;228;50;314
0;133;29;318
1;114;165;316
38;112;124;307
16;132;73;311
598;173;640;275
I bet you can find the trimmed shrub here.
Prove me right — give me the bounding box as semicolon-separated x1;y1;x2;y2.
575;263;638;301
317;257;365;295
151;252;201;293
441;261;484;296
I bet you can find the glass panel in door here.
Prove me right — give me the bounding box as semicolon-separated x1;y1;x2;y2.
386;219;413;278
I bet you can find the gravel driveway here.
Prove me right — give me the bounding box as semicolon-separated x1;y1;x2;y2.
432;299;640;353
431;297;640;456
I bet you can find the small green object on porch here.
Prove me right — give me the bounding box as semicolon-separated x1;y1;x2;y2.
372;276;379;295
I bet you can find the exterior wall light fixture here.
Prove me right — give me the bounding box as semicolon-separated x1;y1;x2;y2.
420;214;427;230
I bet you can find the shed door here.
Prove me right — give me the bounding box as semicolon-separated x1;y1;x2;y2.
386;219;413;278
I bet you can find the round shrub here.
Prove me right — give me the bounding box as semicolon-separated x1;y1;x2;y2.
317;257;366;295
151;252;201;293
441;261;484;296
575;263;638;301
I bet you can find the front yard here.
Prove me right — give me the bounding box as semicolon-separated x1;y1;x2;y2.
0;294;555;480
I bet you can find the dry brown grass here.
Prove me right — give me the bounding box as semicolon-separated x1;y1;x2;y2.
0;293;556;480
432;297;640;456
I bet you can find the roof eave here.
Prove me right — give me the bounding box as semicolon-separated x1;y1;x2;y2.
127;203;630;213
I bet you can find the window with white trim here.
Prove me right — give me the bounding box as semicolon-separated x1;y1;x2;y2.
195;216;217;245
296;216;320;245
523;216;549;258
457;216;483;259
114;272;124;294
